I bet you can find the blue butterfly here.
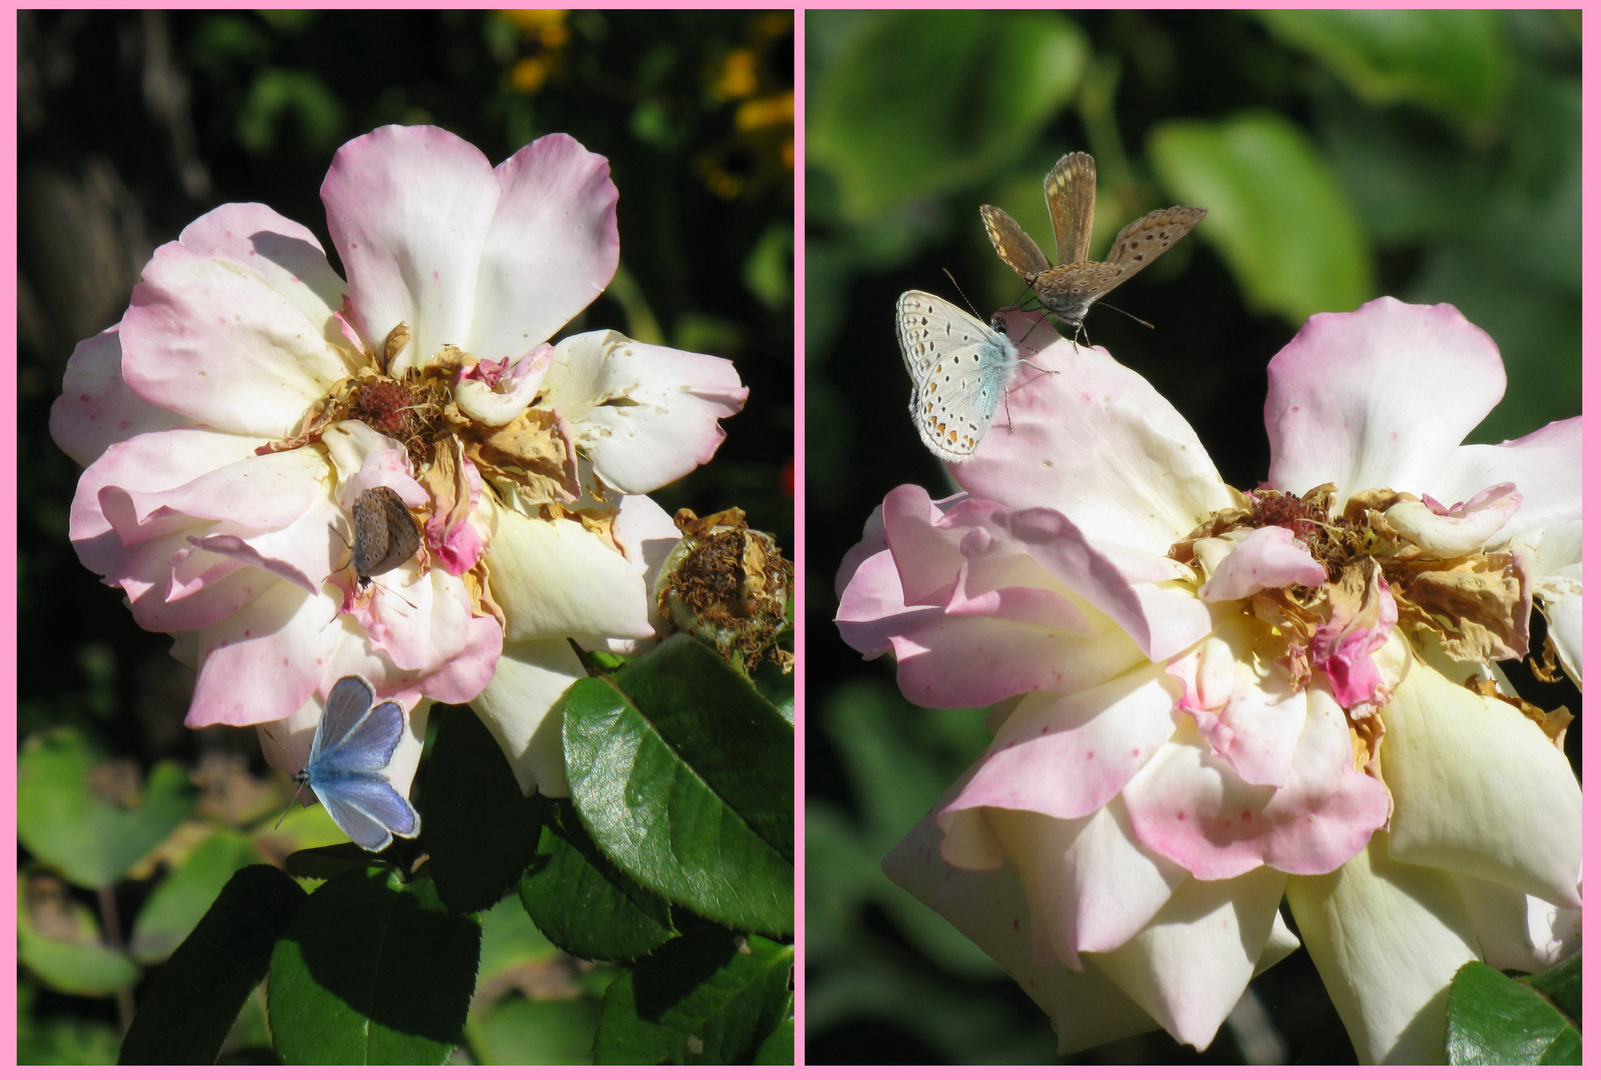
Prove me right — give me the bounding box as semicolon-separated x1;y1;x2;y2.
292;674;421;852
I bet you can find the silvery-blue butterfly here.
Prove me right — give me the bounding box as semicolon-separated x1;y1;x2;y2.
897;289;1023;463
292;674;420;852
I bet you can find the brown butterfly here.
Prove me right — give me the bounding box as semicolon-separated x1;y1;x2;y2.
350;486;420;587
981;152;1205;337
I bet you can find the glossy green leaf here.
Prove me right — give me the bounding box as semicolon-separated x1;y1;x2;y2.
120;864;306;1064
465;996;602;1065
1445;959;1581;1065
1524;948;1580;1020
266;868;479;1064
17;871;139;997
519;801;676;962
128;829;262;964
564;636;793;936
1256;10;1508;126
18;728;196;889
810;10;1086;219
423;705;546;914
594;932;793;1064
1150;112;1373;325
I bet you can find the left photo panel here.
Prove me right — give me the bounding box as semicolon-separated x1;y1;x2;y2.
19;10;794;1065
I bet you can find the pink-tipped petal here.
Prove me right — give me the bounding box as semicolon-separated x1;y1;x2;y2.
1266;298;1506;503
955;312;1232;556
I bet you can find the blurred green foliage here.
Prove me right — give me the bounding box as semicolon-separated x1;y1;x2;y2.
806;9;1579;1065
18;10;792;1063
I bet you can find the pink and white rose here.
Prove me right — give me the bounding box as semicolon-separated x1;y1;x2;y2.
837;298;1580;1062
52;125;748;801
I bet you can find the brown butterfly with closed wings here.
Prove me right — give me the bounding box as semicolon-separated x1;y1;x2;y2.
981;152;1205;337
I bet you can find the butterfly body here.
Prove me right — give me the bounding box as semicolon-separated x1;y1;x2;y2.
350;486;420;587
981;152;1205;334
297;674;420;852
896;290;1021;462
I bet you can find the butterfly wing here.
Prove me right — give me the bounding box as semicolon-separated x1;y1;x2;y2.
311;675;376;763
306;697;418;851
896;291;1019;463
1029;261;1130;324
317;697;407;775
1044;152;1096;266
1101;206;1207;281
352;486;420;580
979;205;1051;279
308;772;420;852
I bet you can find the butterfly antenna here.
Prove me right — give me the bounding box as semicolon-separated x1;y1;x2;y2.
261;728;310;829
940;268;986;321
1097;301;1156;330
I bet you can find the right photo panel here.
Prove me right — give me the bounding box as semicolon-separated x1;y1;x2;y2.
805;9;1581;1066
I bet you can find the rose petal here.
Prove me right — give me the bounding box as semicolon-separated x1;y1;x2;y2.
50;327;201;468
120;241;350;436
1198;526;1326;602
883;809;1162;1054
1430;416;1580;545
953;311;1233;556
1266;298;1506;504
941;663;1178;823
322;126;618;365
987;801;1187;966
542;331;749;494
1090;867;1289;1051
1122;686;1390;878
1381;661;1582;908
1383;484;1521;558
485;504;654;641
470;637;587;797
1285;834;1476;1064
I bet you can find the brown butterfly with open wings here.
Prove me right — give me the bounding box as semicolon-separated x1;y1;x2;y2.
981;152;1205;337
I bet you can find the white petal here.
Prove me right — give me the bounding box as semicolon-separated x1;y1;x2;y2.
485;503;654;642
1284;833;1476;1064
1090;867;1288;1050
1382;661;1581;908
470;637;586;797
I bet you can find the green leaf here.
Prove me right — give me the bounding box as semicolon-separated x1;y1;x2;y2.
809;10;1086;219
18;728;196;889
753;1017;795;1064
1445;959;1581;1065
465;996;602;1065
563;636;793;936
266;867;480;1064
423;705;546;914
474;891;560;987
17;871;139;997
281;842;392;882
1149;112;1374;325
119;864;306;1064
594;932;793;1064
519;800;677;962
1256;10;1509;127
128;830;263;964
1524;948;1580;1021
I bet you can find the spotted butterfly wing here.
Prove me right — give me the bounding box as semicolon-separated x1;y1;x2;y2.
982;151;1206;332
896;290;1021;463
351;486;420;587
